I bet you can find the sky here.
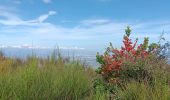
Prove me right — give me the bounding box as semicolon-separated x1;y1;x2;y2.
0;0;170;51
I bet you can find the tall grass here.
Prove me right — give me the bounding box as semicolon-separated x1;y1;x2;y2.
115;58;170;100
116;81;170;100
0;52;97;100
0;50;170;100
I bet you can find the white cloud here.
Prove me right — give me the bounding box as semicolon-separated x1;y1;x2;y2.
0;9;24;25
0;10;57;25
13;0;22;4
80;19;111;26
43;0;52;3
0;10;170;48
37;11;56;23
1;15;170;41
23;18;170;42
0;44;85;50
49;11;56;15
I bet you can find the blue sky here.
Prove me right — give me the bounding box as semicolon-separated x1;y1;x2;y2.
0;0;170;51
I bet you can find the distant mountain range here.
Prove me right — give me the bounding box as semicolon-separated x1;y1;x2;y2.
0;45;85;50
0;47;98;67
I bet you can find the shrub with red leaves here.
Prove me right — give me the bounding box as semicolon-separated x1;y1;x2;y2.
96;27;150;85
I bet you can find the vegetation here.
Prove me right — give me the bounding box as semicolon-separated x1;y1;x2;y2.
0;27;170;100
0;53;97;100
94;27;170;99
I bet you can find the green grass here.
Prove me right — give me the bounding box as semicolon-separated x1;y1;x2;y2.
0;52;170;100
115;60;170;100
116;80;170;100
0;54;97;100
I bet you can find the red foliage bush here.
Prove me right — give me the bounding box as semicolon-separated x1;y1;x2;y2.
96;27;150;84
